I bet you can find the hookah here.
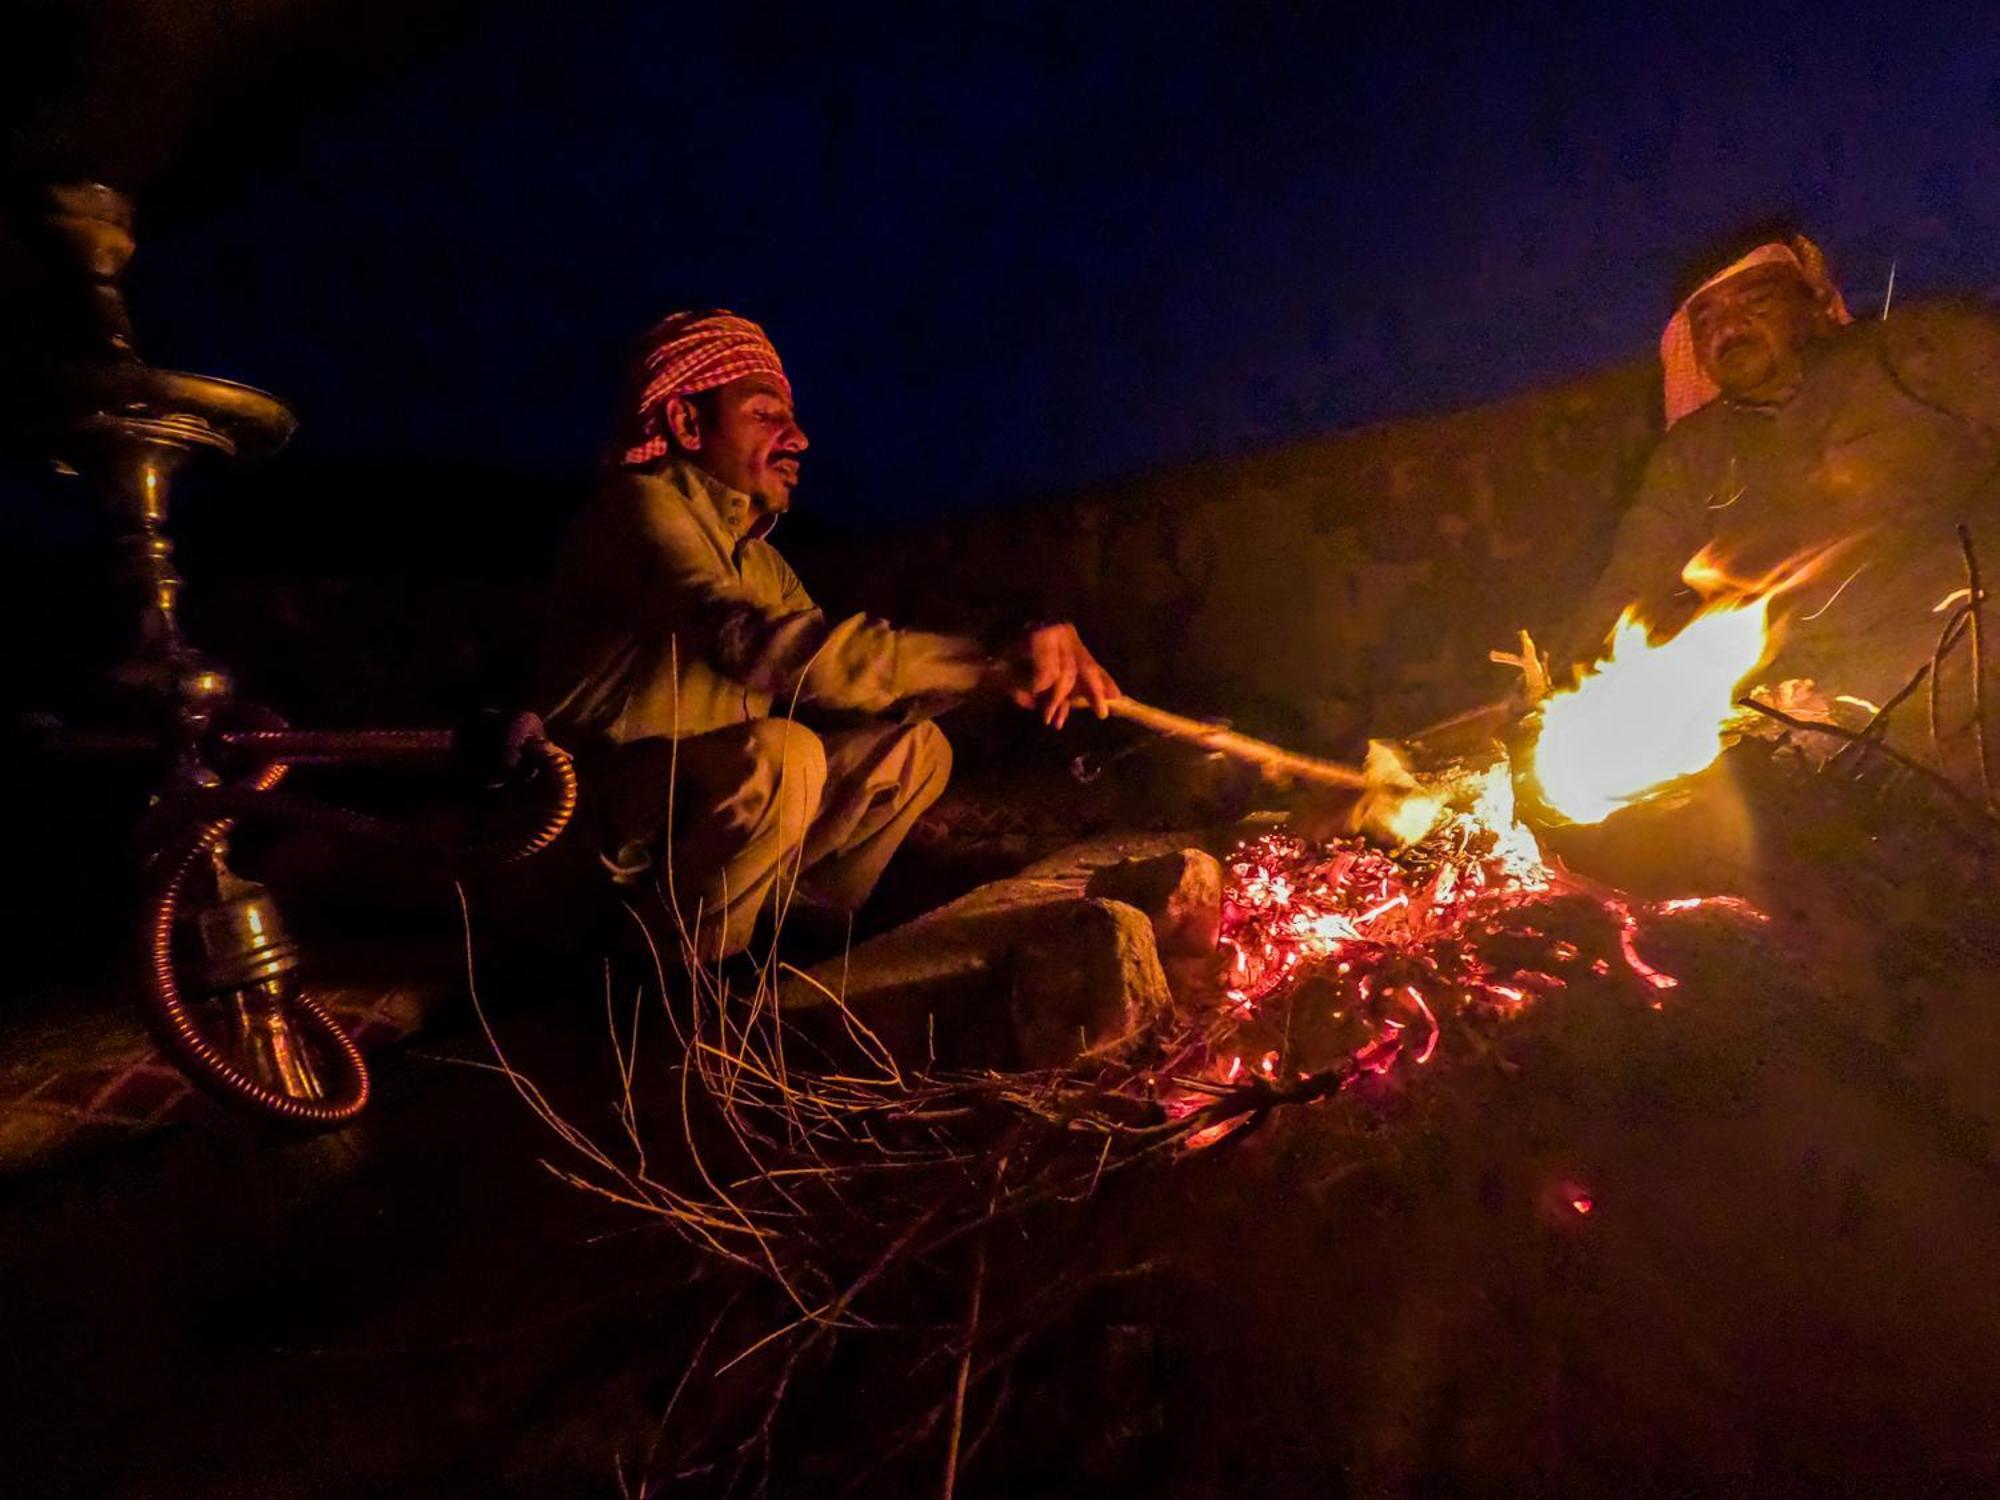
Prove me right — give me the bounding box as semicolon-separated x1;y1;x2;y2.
5;182;576;1126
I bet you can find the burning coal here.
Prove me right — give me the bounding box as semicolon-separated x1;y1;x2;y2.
1212;778;1762;1111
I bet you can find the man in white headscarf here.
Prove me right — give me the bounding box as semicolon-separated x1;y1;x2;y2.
1565;226;2000;734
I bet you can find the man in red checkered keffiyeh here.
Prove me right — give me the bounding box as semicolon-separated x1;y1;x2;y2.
534;309;1121;960
616;309;795;471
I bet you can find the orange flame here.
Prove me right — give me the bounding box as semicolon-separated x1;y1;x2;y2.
1530;545;1831;825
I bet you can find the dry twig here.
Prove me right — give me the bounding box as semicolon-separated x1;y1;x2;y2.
1827;658;1932;773
1960;523;1995;807
941;1160;1003;1500
1739;696;2000;837
1927;602;1973;761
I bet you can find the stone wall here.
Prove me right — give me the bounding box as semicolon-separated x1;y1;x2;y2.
814;357;1663;754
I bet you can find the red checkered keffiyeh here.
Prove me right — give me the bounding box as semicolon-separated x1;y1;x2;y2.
617;310;791;467
1659;236;1851;428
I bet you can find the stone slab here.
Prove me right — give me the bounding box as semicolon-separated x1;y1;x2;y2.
777;827;1257;1069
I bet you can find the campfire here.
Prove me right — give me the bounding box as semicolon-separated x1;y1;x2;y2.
1187;524;2000;1150
496;529;2000;1493
1198;548;1799;1124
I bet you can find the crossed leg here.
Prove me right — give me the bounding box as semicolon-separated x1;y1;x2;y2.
590;716;951;961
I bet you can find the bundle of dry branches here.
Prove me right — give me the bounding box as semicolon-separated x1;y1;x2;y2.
1741;522;2000;846
457;804;1731;1492
457;863;1371;1496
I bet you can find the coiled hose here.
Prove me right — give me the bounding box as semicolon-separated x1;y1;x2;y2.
137;723;576;1126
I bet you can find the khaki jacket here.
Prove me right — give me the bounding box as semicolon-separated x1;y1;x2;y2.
536;458;992;746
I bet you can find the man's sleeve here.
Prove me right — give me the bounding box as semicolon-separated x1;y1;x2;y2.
630;483;991;713
1881;300;2000;437
1559;440;1711;667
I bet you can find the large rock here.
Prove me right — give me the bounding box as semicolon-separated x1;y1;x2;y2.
1084;846;1224;956
778;874;1171;1070
1008;897;1173;1068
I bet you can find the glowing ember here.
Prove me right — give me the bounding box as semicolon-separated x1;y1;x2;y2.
1533;593;1774;824
1570;1194;1595;1216
1190;546;1802;1126
1209;757;1766;1104
1381;792;1445;846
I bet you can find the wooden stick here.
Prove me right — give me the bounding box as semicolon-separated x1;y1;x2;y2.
1404;697;1515;745
1960;523;1995;809
1103;696;1372;790
1826;657;1931;773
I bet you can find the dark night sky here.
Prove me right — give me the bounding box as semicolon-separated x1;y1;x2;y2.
45;2;2000;524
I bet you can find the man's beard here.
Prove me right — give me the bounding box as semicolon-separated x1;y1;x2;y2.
748;484;792;532
1709;336;1789;400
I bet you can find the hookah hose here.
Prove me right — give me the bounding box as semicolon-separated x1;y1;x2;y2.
137;721;576;1126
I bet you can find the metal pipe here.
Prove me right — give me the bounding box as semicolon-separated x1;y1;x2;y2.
214;728;455;763
153;737;578;865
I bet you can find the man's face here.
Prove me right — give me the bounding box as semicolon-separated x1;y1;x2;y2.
1687;262;1828;405
674;374;808;515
